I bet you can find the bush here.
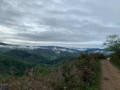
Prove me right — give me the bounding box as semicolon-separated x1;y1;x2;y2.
50;53;102;90
110;50;120;68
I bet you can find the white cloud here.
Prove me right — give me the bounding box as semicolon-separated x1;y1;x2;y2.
0;0;120;48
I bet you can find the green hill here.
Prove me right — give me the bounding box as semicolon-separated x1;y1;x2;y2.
3;50;49;64
0;55;34;77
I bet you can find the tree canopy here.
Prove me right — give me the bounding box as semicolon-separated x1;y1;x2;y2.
104;34;120;52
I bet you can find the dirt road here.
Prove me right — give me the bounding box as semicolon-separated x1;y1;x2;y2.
100;60;120;90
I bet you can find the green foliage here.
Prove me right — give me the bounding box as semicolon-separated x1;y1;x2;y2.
0;55;35;77
0;48;104;90
34;66;50;77
104;34;120;69
4;50;49;64
110;50;120;69
104;34;120;52
2;49;76;66
50;53;103;90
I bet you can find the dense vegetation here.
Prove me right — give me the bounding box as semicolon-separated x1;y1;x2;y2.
109;50;120;69
104;34;120;68
0;48;78;77
104;34;120;52
0;49;76;66
3;50;49;64
0;43;108;90
0;55;35;77
0;50;105;90
50;53;104;90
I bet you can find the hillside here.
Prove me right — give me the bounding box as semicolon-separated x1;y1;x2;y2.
3;50;49;64
0;53;105;90
0;55;35;77
1;49;77;66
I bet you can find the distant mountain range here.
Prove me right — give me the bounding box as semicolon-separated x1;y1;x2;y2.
0;42;19;47
0;42;108;54
0;42;10;46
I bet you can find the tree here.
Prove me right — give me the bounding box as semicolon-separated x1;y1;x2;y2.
103;34;120;52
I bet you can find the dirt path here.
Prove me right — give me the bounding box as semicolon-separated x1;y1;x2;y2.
100;60;120;90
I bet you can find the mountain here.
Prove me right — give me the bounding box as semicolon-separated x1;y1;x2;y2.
0;42;105;54
0;42;10;46
2;48;79;66
3;50;49;64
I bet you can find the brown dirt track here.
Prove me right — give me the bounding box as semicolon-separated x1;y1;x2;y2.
100;60;120;90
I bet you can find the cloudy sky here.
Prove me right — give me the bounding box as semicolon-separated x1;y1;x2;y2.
0;0;120;48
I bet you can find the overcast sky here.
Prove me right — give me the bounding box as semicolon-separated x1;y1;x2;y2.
0;0;120;48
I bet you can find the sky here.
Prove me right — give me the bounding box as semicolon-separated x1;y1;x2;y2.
0;0;120;48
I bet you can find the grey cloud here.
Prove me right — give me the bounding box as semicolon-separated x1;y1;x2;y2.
0;0;120;48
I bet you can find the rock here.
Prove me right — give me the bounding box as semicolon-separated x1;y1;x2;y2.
104;77;110;80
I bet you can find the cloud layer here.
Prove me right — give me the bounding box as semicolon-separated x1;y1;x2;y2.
0;0;120;48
